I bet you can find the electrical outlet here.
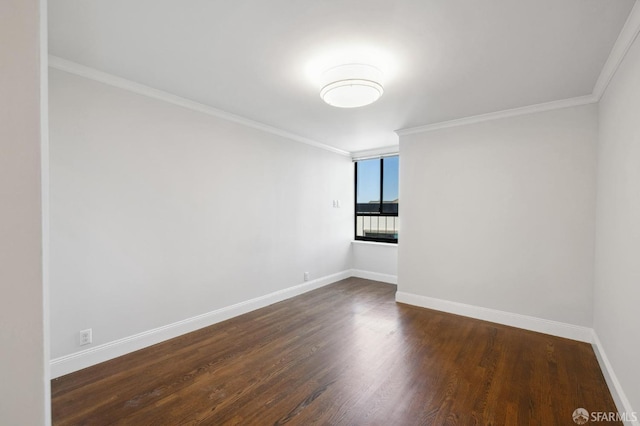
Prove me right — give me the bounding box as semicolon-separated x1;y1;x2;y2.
79;329;92;346
304;272;310;282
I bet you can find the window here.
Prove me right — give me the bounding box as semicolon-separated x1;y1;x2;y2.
355;156;399;243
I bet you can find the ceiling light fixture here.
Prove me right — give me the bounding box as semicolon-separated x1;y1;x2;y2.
320;63;384;108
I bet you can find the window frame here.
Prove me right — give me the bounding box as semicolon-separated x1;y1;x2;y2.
354;156;398;244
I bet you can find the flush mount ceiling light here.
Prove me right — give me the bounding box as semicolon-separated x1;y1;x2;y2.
320;63;384;108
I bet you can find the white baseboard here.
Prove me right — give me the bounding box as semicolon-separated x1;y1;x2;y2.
592;331;639;426
50;270;351;378
395;291;593;343
351;269;397;284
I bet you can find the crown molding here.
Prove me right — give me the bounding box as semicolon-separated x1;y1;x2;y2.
51;0;640;151
396;94;598;136
592;0;640;99
350;145;399;160
48;55;350;157
397;1;640;138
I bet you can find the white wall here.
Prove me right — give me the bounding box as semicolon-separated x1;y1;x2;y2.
398;104;597;327
0;0;46;424
352;242;397;283
49;69;353;362
595;30;640;414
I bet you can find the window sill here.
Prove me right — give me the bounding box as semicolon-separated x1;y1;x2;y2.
351;240;398;247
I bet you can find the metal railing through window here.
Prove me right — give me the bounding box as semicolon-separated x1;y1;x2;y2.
355;214;398;242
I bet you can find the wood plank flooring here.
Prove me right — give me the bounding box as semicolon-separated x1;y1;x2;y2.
51;278;619;425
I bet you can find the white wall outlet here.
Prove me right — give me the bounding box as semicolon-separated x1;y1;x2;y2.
332;200;337;208
336;199;341;208
79;328;92;346
304;272;310;282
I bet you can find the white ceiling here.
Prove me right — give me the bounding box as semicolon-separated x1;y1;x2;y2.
48;0;635;153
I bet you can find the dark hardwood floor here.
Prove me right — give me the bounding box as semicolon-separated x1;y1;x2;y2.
51;278;619;425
